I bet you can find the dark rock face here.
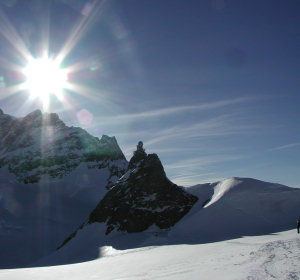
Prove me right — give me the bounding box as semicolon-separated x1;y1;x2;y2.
88;143;198;234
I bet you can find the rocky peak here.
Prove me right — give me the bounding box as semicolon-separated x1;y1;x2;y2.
21;110;65;129
88;142;198;235
100;134;116;143
23;109;42;120
42;112;64;127
99;135;123;156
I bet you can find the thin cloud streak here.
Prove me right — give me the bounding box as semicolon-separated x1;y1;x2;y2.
165;154;244;171
113;112;261;158
172;173;216;180
115;113;243;153
172;176;224;187
143;114;259;147
97;97;255;124
165;155;244;186
269;142;300;151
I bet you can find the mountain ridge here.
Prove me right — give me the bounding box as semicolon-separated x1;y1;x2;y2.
0;109;126;184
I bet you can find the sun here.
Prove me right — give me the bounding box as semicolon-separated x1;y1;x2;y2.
0;0;105;113
23;56;68;110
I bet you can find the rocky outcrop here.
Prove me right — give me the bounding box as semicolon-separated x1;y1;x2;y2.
88;142;198;234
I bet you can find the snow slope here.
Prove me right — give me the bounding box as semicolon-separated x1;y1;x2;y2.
170;178;300;243
0;110;128;268
33;177;300;267
1;229;299;280
0;161;127;268
172;177;300;243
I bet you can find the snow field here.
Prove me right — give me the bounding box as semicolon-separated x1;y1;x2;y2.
0;230;299;280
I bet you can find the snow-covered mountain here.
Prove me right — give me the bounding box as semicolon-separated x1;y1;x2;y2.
0;109;128;268
0;109;125;184
171;177;300;243
1;109;300;271
41;177;300;267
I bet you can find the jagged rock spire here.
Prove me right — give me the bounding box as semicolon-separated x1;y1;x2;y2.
88;142;198;235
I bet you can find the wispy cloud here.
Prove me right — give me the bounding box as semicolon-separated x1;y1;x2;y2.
143;113;259;147
97;97;254;124
165;154;244;171
90;96;263;187
164;154;243;186
114;111;261;159
269;142;300;151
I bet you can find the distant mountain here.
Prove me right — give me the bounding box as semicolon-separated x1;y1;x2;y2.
0;109;125;184
0;109;128;268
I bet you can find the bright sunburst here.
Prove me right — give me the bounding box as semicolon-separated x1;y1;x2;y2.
0;0;106;113
23;57;68;110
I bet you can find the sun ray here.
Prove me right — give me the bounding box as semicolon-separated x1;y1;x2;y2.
63;58;100;74
13;96;39;116
64;81;117;104
55;0;107;65
39;2;51;59
64;82;103;101
0;56;26;73
0;83;27;100
0;8;32;63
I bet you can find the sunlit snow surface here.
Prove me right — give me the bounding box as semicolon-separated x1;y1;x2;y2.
0;230;299;280
1;176;300;276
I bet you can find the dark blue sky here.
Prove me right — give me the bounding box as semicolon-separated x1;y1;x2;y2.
0;0;299;187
